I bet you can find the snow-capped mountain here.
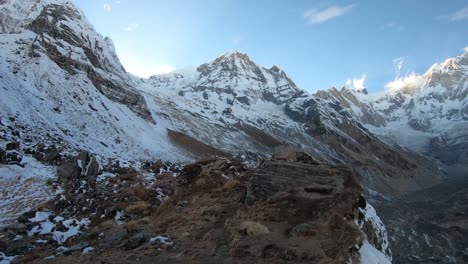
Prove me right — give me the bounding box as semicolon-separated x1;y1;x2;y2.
0;0;443;196
149;50;303;105
0;1;466;262
315;51;468;171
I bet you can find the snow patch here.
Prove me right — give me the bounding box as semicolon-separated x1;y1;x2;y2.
27;211;90;245
359;240;391;264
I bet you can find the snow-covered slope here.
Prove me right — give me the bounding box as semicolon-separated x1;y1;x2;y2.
0;0;186;163
0;0;443;198
315;51;468;170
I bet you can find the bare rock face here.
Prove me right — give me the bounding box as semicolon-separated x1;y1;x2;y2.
22;2;154;123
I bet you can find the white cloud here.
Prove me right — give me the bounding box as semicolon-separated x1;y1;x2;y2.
346;74;367;91
463;47;468;53
126;63;176;78
125;23;140;32
392;56;407;78
385;73;425;94
449;5;468;21
103;3;112;12
304;5;354;24
380;22;405;31
122;57;176;78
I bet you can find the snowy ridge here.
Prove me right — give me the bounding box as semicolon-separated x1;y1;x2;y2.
0;32;187;163
358;202;392;263
1;0;74;33
149;51;302;105
315;50;468;162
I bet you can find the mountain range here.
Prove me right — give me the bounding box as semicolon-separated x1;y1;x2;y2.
0;0;466;263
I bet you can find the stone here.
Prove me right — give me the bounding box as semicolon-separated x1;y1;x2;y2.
17;211;37;224
100;230;129;247
4;151;22;165
0;223;27;234
177;163;202;186
77;151;90;171
150;160;164;174
0;148;5;163
66;242;90;252
43;145;61;164
123;232;156;250
57;160;82;181
86;157;99;177
5;141;20;150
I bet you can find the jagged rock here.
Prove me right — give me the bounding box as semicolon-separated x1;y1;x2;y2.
0;223;27;234
271;147;319;164
17;211;36;224
408;118;432;131
0;240;34;256
43;145;61;164
5;141;19;150
86;157;99;177
150;160;164;174
57;160;81;182
0;148;5;163
176;163;202;186
4;151;22;165
124;231;156;250
100;229;129;247
65;242;90;252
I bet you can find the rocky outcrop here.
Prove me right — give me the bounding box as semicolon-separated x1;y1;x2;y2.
0;152;390;263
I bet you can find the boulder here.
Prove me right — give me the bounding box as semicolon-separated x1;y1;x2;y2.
176;163;202;186
150;160;164;174
100;229;129;247
0;148;5;163
43;145;61;164
0;223;27;234
17;211;37;224
4;151;22;165
5;141;20;150
123;231;156;250
86;157;99;177
57;160;82;182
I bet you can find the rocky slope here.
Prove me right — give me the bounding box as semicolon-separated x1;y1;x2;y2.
0;0;466;263
0;148;391;263
315;51;468;173
377;173;468;264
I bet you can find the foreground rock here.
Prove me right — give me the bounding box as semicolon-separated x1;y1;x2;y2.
0;152;390;263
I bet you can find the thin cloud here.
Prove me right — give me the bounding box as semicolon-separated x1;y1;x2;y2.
129;64;176;77
125;23;140;32
304;5;354;24
380;22;405;31
449;5;468;21
392;56;407;78
103;3;112;12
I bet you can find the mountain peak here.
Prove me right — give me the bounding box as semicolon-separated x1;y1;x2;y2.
0;0;77;33
212;50;255;67
220;50;250;59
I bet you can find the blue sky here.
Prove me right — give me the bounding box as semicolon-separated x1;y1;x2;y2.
73;0;468;93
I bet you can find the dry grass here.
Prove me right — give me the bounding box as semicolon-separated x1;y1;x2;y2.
240;221;270;236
